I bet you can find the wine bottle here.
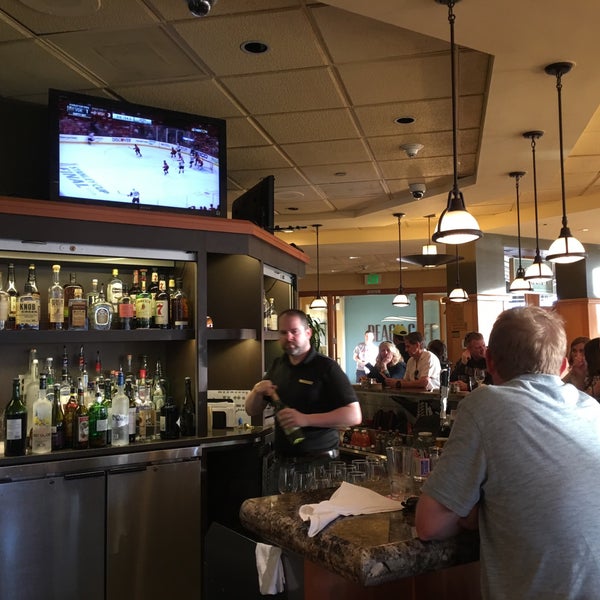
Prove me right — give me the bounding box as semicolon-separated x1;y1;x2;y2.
88;381;108;448
4;377;27;456
111;370;130;447
31;375;52;454
47;264;65;330
170;277;189;329
118;285;134;330
51;383;65;451
180;376;196;436
268;390;305;445
268;298;278;331
159;395;180;440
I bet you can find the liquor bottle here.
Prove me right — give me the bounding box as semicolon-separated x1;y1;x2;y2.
17;264;40;330
148;267;159;327
106;268;123;315
268;298;278;331
44;357;55;402
0;269;9;330
25;358;40;445
111;370;130;447
88;381;108;448
180;376;196;436
154;274;169;329
63;272;83;326
103;377;113;445
59;372;71;409
135;268;151;329
129;269;141;327
31;375;52;454
95;350;102;379
63;385;78;448
89;283;113;330
170;277;189;329
118;285;134;330
267;390;305;445
124;354;134;382
125;377;137;443
73;378;89;450
159;395;180;440
150;360;165;418
263;292;270;331
47;264;65;330
136;366;155;441
77;345;86;377
68;288;88;330
6;263;18;330
51;383;65;451
85;278;100;316
4;378;27;456
167;274;176;296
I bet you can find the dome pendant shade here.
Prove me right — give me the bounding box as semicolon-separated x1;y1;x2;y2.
402;214;457;267
524;253;553;283
309;296;327;310
432;190;482;245
392;212;410;308
448;286;469;302
392;292;410;307
509;266;532;293
546;227;586;264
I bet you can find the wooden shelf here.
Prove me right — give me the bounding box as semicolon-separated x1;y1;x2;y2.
206;328;256;341
0;329;195;343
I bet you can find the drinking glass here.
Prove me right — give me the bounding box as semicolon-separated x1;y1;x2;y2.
474;368;486;387
292;470;314;492
385;445;414;500
277;463;295;494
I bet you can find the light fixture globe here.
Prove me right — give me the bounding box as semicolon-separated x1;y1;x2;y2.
432;191;482;245
309;296;327;310
509;266;532;293
448;286;469;302
402;214;458;267
524;254;553;283
392;292;410;307
546;228;586;264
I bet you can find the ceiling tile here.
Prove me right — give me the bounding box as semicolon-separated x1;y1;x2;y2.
227;167;306;189
301;162;380;184
282;138;371;166
227;144;291;170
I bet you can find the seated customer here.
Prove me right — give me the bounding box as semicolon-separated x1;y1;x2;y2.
584;337;600;401
384;331;440;391
416;306;600;599
365;341;406;383
562;335;589;391
450;331;492;390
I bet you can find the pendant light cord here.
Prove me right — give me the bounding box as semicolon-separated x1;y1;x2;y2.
530;135;541;254
515;173;524;268
447;1;459;194
396;213;404;289
555;71;568;230
313;224;322;298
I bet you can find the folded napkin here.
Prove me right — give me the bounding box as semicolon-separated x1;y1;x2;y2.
298;482;402;537
255;543;285;595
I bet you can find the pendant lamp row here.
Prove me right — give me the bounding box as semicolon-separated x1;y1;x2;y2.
392;212;410;307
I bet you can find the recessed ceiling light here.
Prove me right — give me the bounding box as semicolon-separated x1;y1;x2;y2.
240;41;269;54
349;256;360;260
395;116;415;124
275;190;304;200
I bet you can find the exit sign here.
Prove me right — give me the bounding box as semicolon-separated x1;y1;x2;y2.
364;273;381;285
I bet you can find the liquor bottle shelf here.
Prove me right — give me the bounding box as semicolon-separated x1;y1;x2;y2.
206;328;256;341
0;329;195;343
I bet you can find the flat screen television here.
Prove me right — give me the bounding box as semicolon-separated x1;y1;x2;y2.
48;88;227;217
231;175;275;232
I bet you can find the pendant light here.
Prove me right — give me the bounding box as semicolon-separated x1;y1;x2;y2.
392;212;410;307
544;62;586;263
402;214;457;267
448;246;468;302
432;0;482;246
523;131;553;283
309;224;327;310
508;171;533;293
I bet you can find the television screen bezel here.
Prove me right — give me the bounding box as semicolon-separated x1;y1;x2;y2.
48;88;227;218
231;175;275;232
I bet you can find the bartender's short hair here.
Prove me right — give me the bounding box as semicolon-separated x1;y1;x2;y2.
487;306;566;381
279;309;309;328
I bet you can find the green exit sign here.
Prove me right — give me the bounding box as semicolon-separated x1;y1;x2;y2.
365;273;381;285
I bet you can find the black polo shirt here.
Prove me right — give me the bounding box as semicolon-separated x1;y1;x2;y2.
266;348;358;456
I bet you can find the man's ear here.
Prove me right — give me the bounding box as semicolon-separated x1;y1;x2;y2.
486;352;502;385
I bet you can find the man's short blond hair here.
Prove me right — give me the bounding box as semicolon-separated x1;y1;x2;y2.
487;306;566;381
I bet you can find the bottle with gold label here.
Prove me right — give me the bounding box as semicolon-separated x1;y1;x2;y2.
17;264;40;330
135;269;152;329
48;264;65;330
68;288;88;330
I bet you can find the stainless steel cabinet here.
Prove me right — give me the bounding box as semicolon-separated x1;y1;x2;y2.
107;456;202;599
0;464;105;600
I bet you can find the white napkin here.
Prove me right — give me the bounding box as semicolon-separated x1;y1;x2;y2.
298;481;402;537
255;542;285;595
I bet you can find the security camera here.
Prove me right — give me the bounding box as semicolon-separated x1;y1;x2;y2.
409;183;426;199
400;143;424;158
188;0;217;17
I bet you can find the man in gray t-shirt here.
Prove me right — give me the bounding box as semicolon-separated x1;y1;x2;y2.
416;306;600;600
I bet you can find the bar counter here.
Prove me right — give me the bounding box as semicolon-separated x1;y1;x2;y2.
240;483;480;599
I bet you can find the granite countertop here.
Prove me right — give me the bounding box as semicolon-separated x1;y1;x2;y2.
240;483;479;587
